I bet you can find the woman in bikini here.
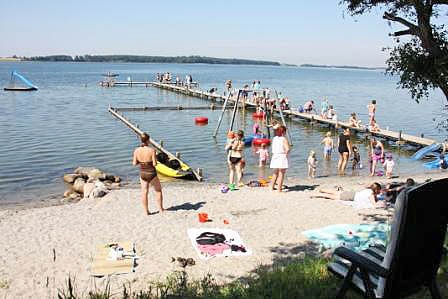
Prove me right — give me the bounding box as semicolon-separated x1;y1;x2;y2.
337;128;352;176
370;138;385;176
225;130;245;187
133;133;165;215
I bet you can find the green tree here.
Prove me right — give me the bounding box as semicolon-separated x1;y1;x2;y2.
341;0;448;103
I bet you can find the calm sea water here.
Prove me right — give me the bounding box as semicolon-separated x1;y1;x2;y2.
0;62;446;205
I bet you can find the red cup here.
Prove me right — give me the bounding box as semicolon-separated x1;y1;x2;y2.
198;213;208;223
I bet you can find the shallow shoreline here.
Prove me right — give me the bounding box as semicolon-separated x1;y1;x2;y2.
0;171;446;297
0;168;444;211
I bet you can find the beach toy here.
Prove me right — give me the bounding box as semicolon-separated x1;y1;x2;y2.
198;213;209;223
376;170;384;176
223;219;230;225
229;183;236;191
194;117;208;124
253;138;270;146
220;184;229;193
252;112;265;118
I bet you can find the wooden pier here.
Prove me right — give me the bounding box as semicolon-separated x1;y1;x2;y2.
108;106;203;181
111;105;220;112
101;81;199;88
149;82;446;149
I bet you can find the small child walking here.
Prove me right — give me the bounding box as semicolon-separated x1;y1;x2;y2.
383;153;395;179
352;146;361;170
321;131;334;160
307;150;317;178
256;143;269;167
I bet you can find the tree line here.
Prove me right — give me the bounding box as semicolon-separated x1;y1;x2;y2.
21;55;281;66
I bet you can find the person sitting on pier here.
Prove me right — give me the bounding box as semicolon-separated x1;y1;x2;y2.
279;97;290;110
303;100;315;113
132;133;165;215
348;112;362;128
209;87;217;94
368;118;380;132
326;105;336;119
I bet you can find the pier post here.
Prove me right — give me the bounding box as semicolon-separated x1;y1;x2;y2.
197;168;203;177
160;140;164;147
176;152;181;159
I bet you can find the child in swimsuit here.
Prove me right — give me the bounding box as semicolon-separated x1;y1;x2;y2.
352;146;361;170
307;150;317;178
256;144;269;167
321;131;334;160
383;153;395;179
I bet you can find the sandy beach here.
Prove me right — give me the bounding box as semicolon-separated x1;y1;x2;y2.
0;171;446;298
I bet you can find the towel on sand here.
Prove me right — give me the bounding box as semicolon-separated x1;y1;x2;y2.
188;228;252;260
302;223;390;251
91;241;136;277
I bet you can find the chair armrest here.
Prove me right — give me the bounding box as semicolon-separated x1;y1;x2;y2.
334;246;389;277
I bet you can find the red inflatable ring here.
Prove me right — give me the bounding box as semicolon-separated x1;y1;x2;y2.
252;138;271;146
252;112;265;118
194;117;208;124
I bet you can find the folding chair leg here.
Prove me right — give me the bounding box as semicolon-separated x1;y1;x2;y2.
336;265;357;299
359;269;376;299
428;278;442;299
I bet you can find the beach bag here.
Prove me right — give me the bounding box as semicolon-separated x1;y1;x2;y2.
167;159;181;170
298;105;304;113
196;232;226;245
157;152;169;164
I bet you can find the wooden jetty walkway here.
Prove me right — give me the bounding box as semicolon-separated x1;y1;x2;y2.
108;106;203;181
101;81;199;88
111;104;220;112
149;82;446;149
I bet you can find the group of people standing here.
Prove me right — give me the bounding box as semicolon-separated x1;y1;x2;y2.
156;73;194;87
226;125;290;192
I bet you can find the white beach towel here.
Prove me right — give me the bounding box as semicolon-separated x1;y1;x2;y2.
187;228;252;260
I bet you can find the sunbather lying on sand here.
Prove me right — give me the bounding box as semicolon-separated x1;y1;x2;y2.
311;183;384;209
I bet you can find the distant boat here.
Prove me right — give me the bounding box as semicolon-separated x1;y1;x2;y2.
4;71;38;91
101;72;119;77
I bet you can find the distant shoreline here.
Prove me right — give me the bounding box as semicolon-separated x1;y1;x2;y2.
300;64;385;70
9;55;283;66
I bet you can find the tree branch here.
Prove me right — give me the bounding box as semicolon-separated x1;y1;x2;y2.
383;12;419;34
391;29;414;36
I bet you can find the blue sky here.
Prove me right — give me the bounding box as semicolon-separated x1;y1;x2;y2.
0;1;397;66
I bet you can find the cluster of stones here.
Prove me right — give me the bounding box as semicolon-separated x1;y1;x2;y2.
62;167;122;202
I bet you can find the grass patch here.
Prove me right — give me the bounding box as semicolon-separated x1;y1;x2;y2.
56;254;448;299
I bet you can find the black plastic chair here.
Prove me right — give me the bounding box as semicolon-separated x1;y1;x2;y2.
328;178;448;299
